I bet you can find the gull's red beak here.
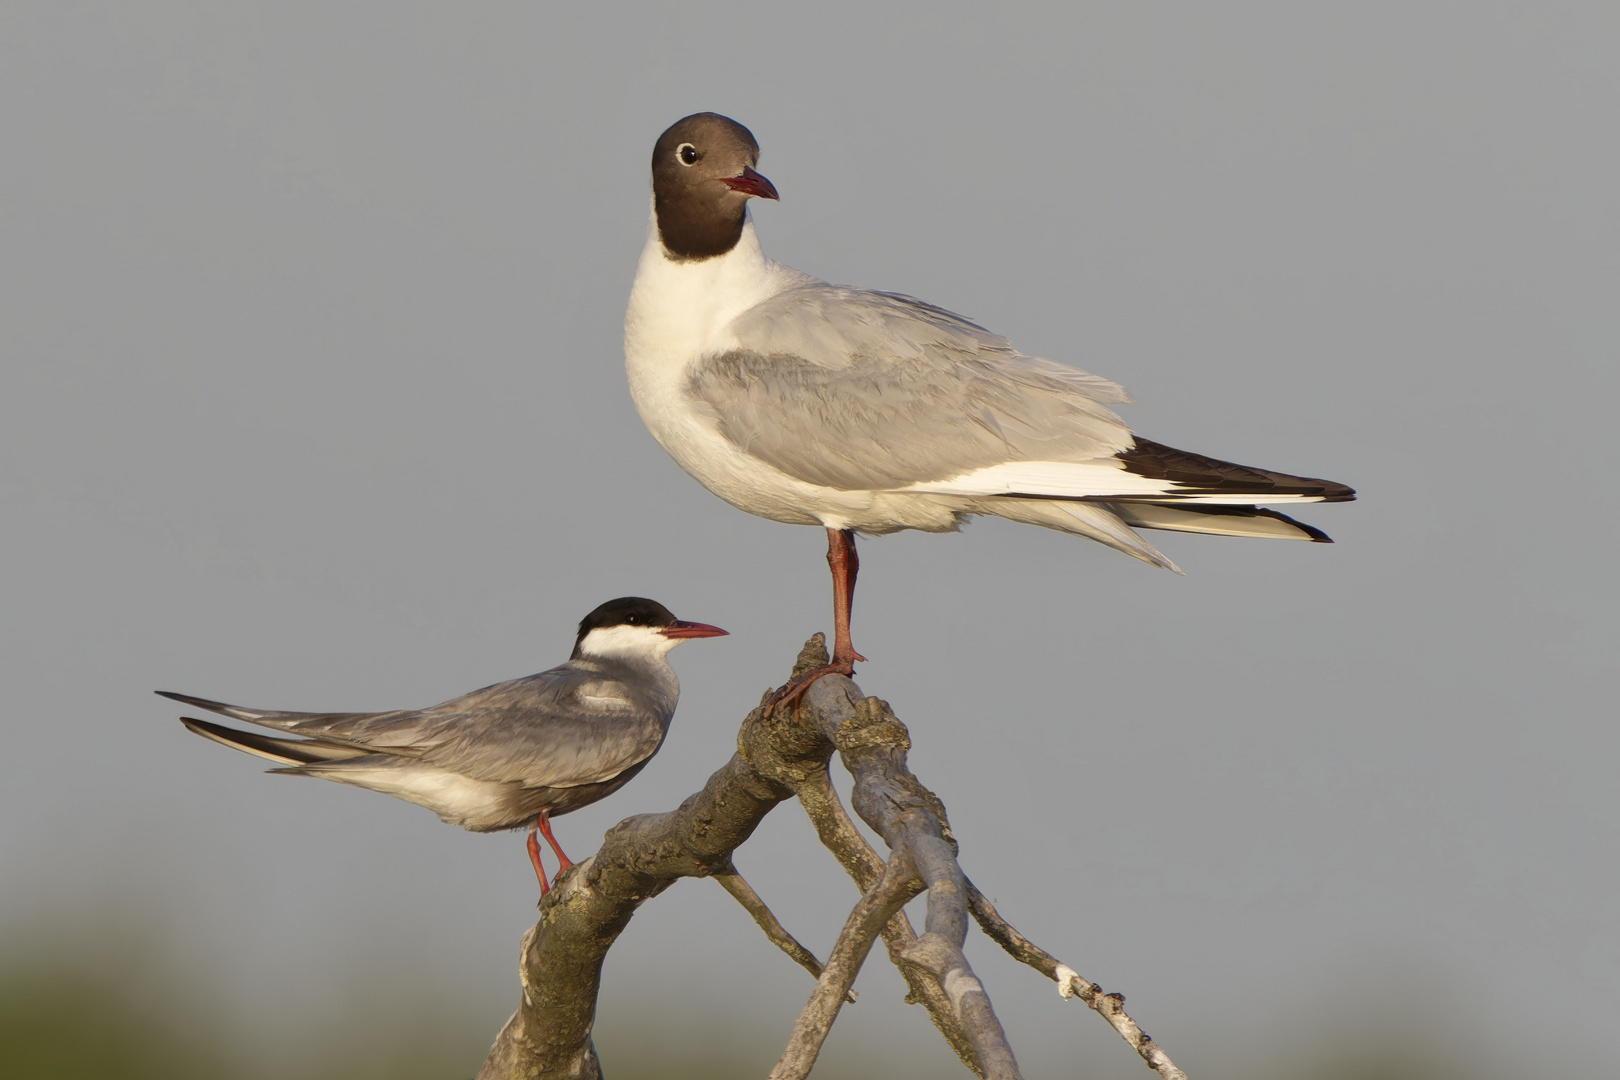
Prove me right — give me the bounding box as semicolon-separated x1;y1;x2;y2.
660;620;729;640
720;166;779;201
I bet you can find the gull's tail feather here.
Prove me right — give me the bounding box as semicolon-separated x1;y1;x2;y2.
905;440;1355;506
975;497;1184;574
179;717;367;766
1116;439;1356;503
1113;503;1335;543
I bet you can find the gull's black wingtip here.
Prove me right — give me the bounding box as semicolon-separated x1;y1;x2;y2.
1321;482;1357;503
1287;515;1335;543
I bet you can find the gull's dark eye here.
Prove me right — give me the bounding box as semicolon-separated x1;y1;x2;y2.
677;143;699;166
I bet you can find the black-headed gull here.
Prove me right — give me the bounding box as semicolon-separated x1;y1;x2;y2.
624;113;1352;706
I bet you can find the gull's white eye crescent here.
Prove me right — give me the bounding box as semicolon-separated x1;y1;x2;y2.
677;143;699;166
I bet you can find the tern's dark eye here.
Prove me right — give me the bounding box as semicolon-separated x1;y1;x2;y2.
677;143;699;166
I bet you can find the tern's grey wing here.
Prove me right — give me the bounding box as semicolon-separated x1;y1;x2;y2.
166;668;671;789
411;669;671;789
158;691;429;754
328;663;665;789
691;283;1135;491
229;667;667;789
411;706;667;790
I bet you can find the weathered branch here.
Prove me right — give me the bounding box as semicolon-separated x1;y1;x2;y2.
478;646;842;1078
795;760;983;1075
789;684;1022;1080
479;638;1185;1080
792;682;1190;1080
770;848;924;1079
748;636;986;1071
965;887;1190;1080
476;749;792;1080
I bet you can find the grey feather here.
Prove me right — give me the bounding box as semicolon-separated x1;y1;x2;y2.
972;497;1182;573
690;283;1135;491
170;661;672;793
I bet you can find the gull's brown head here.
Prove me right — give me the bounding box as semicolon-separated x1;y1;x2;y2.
651;112;778;261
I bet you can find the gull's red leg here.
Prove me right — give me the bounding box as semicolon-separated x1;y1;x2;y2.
535;810;574;873
526;822;550;897
826;528;868;666
766;529;869;714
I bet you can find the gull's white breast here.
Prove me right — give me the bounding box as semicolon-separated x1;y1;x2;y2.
624;215;866;527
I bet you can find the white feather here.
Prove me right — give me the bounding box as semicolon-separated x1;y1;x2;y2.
319;764;514;825
576;623;682;662
905;460;1335;503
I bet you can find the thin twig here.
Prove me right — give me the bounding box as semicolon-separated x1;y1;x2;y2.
712;866;855;1003
768;850;924;1080
963;885;1058;974
965;884;1191;1080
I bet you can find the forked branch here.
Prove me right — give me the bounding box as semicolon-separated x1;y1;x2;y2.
477;638;1187;1080
712;866;854;1003
769;848;924;1079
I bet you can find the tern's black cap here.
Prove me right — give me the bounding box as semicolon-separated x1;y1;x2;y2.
576;596;676;638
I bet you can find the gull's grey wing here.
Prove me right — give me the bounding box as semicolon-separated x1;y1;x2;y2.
689;283;1135;491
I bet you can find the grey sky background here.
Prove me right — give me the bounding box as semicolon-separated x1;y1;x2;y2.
3;3;1616;1076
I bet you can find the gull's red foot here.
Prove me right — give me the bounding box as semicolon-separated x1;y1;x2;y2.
763;651;865;717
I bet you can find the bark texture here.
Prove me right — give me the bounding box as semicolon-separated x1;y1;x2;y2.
478;637;1188;1080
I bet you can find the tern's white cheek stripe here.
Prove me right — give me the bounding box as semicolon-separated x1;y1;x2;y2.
576;624;680;662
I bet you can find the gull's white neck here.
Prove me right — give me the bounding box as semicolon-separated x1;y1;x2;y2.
624;206;798;396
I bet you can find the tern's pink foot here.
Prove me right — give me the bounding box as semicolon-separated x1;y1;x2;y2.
527;810;576;900
536;811;573;874
526;825;551;897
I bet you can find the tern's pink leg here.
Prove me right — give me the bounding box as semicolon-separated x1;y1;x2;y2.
766;529;868;714
526;823;550;897
535;810;573;873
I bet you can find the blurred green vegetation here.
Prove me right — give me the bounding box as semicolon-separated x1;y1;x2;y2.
0;946;767;1080
0;959;234;1080
0;939;490;1080
0;926;1529;1080
0;961;1529;1080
